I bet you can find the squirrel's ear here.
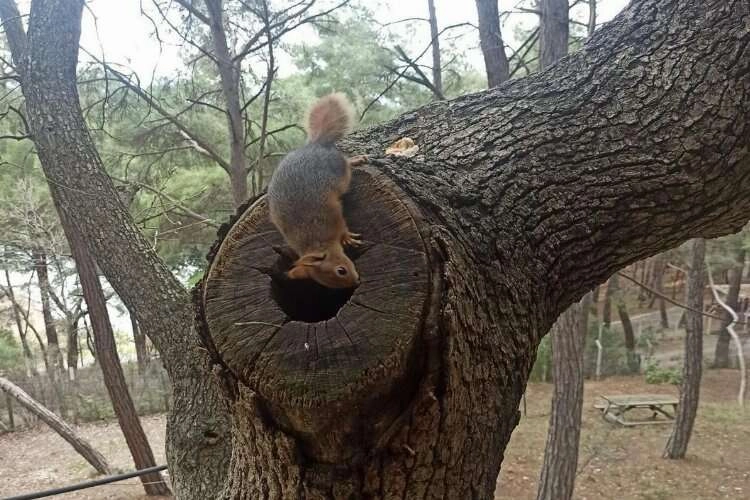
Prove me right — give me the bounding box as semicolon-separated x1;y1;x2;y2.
297;252;327;266
287;264;311;280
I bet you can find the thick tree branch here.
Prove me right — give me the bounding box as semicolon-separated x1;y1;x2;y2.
344;0;750;328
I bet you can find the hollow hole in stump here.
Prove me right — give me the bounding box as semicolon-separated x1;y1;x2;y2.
269;246;364;323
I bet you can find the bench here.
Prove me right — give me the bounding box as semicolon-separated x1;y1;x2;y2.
594;394;679;426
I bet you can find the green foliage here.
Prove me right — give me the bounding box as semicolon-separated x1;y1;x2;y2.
643;361;682;385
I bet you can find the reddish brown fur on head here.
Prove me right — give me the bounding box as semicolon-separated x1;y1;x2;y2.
287;246;359;289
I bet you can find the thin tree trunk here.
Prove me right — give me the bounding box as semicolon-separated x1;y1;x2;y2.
0;1;232;496
0;375;111;474
664;238;705;458
714;249;745;368
33;250;63;371
66;315;80;422
602;277;614;327
4;267;38;377
652;253;670;328
64;216;170;495
426;0;443;98
475;0;510;87
130;309;149;375
539;0;569;69
66;316;79;376
32;249;67;415
615;288;639;373
205;0;248;207
537;293;590;500
588;0;596;36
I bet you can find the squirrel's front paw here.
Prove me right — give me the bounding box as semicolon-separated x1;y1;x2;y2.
348;155;369;167
342;231;362;247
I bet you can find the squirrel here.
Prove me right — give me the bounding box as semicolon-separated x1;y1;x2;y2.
267;93;367;289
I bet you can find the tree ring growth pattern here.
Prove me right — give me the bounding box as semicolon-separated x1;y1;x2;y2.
201;167;431;440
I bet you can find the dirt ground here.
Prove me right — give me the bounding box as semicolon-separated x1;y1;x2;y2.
0;370;747;499
496;369;750;500
0;415;168;500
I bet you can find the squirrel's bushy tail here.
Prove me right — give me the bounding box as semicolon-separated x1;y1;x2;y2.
305;93;354;144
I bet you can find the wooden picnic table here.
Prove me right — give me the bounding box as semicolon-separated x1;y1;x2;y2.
594;394;679;426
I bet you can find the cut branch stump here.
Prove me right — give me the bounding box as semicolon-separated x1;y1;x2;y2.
197;167;434;461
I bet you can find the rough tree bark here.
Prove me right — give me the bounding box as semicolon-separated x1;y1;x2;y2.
0;1;231;497
664;238;705;459
539;0;569;69
64;215;170;495
536;294;590;500
5;0;750;498
426;0;443;97
536;4;583;498
714;249;745;368
195;1;750;497
0;376;111;474
475;0;510;87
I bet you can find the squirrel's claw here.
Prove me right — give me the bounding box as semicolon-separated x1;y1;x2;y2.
342;231;362;247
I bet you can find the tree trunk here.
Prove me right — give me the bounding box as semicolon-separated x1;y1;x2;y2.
649;253;671;328
616;301;639;373
205;0;249;207
4;266;38;377
536;4;583;496
66;315;79;376
536;294;590;500
64;216;170;495
602;277;614;327
426;0;443;97
539;0;568;69
0;376;111;474
130;308;149;375
588;0;596;36
474;0;510;87
197;0;750;496
664;238;705;459
0;1;231;497
33;249;63;370
714;249;745;368
6;0;750;497
32;248;67;415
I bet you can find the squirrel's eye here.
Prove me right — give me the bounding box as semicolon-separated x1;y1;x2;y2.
336;266;347;276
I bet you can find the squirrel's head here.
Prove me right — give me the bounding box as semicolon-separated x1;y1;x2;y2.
287;247;359;289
